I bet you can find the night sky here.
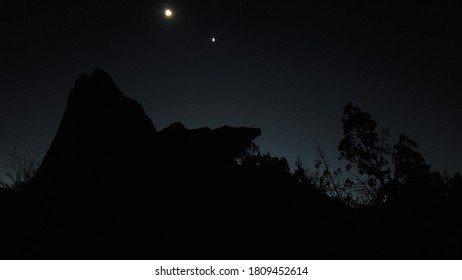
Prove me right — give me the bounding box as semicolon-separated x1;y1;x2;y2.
1;0;461;178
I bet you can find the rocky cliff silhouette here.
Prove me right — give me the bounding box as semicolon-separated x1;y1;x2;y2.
0;69;352;259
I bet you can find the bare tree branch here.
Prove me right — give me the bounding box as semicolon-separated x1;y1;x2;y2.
0;148;44;189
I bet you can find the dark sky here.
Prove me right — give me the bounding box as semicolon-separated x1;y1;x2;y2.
1;0;461;178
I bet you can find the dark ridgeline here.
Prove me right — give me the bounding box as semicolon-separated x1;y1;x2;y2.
0;69;460;259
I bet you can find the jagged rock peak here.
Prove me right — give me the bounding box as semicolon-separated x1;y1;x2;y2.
31;69;158;194
68;68;123;105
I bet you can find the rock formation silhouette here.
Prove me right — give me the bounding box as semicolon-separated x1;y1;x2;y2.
13;69;158;257
2;69;279;258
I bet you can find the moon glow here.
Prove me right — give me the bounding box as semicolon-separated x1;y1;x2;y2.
165;9;173;17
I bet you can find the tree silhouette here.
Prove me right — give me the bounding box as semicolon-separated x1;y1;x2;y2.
393;134;431;185
338;103;392;193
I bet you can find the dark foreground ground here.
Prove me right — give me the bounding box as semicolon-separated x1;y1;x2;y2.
1;70;461;259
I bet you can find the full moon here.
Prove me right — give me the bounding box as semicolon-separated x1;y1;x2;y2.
165;9;173;17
